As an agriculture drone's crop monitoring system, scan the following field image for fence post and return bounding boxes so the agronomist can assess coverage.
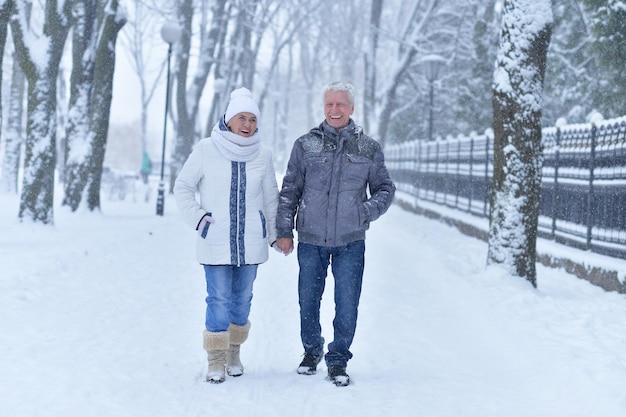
[484,134,490,217]
[425,144,431,202]
[551,127,561,239]
[444,139,450,205]
[434,141,440,202]
[416,140,422,205]
[468,135,474,212]
[455,138,461,208]
[411,141,417,201]
[586,123,597,250]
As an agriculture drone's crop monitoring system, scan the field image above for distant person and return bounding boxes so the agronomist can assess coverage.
[140,151,152,184]
[275,81,395,386]
[174,87,280,384]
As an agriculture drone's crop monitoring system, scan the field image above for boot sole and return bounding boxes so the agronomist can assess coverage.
[297,367,317,375]
[328,375,350,386]
[207,377,225,384]
[227,371,244,377]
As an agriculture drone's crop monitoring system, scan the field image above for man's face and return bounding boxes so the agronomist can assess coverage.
[324,91,354,129]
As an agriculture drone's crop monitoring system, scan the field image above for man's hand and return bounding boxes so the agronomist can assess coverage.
[275,237,294,255]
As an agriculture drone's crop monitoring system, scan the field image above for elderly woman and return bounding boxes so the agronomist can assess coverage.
[174,87,279,383]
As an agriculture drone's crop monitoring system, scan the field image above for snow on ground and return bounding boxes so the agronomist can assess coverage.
[1,189,626,417]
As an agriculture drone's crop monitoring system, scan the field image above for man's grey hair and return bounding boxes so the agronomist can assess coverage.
[322,81,355,105]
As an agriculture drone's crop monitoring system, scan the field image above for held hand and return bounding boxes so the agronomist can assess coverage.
[271,241,283,254]
[275,237,294,256]
[197,213,215,239]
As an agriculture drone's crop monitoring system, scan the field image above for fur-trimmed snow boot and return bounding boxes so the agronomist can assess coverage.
[226,321,251,377]
[203,330,230,383]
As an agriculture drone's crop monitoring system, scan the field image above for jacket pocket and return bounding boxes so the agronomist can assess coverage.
[303,153,331,190]
[342,154,370,189]
[259,210,267,238]
[200,212,212,239]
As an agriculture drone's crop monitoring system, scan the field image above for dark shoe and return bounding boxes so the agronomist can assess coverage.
[297,353,322,375]
[327,365,350,386]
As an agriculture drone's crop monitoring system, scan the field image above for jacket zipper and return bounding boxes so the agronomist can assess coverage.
[236,162,242,266]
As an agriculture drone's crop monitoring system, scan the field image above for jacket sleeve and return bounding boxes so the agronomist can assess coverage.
[363,144,396,223]
[276,141,304,238]
[263,151,280,245]
[173,144,207,229]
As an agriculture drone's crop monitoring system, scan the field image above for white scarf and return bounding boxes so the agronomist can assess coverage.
[210,122,261,162]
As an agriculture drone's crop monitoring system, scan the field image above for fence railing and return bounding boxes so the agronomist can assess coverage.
[386,116,626,259]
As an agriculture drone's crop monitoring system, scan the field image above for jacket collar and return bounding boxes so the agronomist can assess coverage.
[319,119,356,136]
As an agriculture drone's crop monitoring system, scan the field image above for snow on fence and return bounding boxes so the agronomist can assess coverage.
[386,115,626,260]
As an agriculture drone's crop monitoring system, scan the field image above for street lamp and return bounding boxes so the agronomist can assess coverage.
[420,54,446,141]
[156,21,182,216]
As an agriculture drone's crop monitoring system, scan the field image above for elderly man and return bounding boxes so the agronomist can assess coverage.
[275,81,396,386]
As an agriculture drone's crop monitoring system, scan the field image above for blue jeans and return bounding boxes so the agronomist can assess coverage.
[297,240,365,367]
[203,264,258,332]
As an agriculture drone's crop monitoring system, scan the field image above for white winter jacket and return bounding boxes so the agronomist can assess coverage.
[174,135,279,266]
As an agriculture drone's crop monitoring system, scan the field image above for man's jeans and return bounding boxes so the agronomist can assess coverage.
[203,264,257,332]
[297,240,365,367]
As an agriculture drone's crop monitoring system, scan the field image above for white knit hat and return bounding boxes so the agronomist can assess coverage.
[224,87,261,125]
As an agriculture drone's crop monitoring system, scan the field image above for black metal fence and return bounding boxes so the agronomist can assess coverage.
[386,116,626,259]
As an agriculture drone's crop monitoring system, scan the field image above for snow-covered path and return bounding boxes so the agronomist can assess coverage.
[1,194,626,417]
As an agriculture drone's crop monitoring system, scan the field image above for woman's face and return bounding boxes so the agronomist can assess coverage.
[228,112,257,137]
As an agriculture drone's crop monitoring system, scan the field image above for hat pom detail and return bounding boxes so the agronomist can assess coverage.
[230,87,253,100]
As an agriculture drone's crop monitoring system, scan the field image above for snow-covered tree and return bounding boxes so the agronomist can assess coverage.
[204,0,259,125]
[582,0,626,118]
[363,0,383,133]
[170,0,227,192]
[62,0,126,211]
[377,0,462,148]
[119,0,167,158]
[61,0,97,210]
[294,7,323,129]
[255,0,321,115]
[252,0,323,170]
[0,0,24,195]
[0,0,9,127]
[454,0,500,133]
[0,42,26,195]
[487,0,552,287]
[542,0,594,123]
[11,0,74,224]
[169,0,281,192]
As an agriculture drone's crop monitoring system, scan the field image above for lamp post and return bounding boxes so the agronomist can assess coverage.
[156,21,182,216]
[421,54,446,141]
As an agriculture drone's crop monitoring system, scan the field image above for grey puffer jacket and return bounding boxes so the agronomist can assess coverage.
[276,119,395,247]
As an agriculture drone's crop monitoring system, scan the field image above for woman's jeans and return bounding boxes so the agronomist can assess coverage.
[297,240,365,367]
[203,264,257,332]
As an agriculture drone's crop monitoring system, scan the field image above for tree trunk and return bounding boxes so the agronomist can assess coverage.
[376,0,439,148]
[11,0,73,224]
[171,0,227,193]
[62,0,97,211]
[62,0,125,211]
[1,47,26,195]
[204,1,230,135]
[377,48,417,149]
[297,28,319,129]
[85,0,125,210]
[487,0,552,287]
[363,0,383,133]
[0,0,9,127]
[18,75,60,223]
[456,0,498,133]
[119,0,165,157]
